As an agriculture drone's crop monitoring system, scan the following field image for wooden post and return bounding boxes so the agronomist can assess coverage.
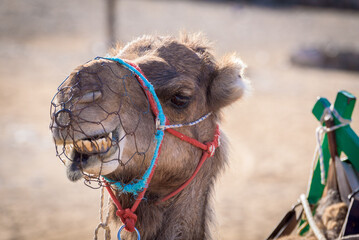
[106,0,117,47]
[323,115,339,195]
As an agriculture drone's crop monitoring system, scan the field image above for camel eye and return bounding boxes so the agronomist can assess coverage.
[170,94,191,109]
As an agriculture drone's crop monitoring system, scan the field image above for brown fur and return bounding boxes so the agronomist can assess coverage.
[51,33,248,240]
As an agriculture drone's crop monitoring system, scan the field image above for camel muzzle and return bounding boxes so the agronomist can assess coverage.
[50,57,159,185]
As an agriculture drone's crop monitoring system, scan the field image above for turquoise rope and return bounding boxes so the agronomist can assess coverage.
[99,57,165,195]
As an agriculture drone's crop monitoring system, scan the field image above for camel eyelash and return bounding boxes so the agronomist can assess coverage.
[169,94,192,109]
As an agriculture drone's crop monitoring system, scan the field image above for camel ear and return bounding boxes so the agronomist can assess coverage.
[208,55,249,111]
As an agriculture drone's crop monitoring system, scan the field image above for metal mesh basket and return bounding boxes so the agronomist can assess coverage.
[50,58,157,191]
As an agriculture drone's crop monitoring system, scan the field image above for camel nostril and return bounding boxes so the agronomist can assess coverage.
[54,108,72,128]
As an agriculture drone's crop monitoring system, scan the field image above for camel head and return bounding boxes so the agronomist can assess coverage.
[50,33,248,196]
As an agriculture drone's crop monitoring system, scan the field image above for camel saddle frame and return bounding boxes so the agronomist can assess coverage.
[267,90,359,240]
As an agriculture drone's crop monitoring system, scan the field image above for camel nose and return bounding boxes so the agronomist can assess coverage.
[54,108,72,128]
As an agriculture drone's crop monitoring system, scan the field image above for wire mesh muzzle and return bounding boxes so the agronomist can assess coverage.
[49,59,157,187]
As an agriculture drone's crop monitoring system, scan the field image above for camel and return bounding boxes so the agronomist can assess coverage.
[50,33,249,240]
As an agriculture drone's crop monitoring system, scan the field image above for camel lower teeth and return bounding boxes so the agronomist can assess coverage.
[65,144,73,156]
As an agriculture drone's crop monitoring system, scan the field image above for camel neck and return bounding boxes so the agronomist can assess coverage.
[117,175,214,240]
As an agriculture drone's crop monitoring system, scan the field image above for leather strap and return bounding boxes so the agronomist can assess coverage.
[342,196,359,236]
[266,208,302,240]
[341,161,359,191]
[335,157,351,206]
[340,162,359,237]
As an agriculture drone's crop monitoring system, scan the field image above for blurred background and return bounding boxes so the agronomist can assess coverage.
[0,0,358,239]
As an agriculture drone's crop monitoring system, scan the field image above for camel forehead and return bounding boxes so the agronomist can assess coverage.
[121,36,204,74]
[116,36,214,97]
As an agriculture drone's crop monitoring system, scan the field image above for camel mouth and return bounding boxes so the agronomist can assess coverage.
[64,129,122,181]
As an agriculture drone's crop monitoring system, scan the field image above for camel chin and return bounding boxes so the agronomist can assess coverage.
[63,126,125,182]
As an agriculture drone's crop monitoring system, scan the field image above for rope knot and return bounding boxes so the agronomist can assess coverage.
[206,127,220,157]
[116,208,138,232]
[206,142,216,157]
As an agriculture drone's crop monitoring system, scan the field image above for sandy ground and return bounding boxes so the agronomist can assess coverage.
[0,0,358,239]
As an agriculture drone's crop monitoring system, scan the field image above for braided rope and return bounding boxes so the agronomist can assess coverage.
[157,112,212,130]
[94,187,111,240]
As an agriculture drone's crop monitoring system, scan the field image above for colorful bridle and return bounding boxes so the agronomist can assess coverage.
[97,57,220,239]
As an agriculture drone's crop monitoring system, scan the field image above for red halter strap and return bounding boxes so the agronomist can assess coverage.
[102,59,164,232]
[103,125,220,232]
[158,125,220,202]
